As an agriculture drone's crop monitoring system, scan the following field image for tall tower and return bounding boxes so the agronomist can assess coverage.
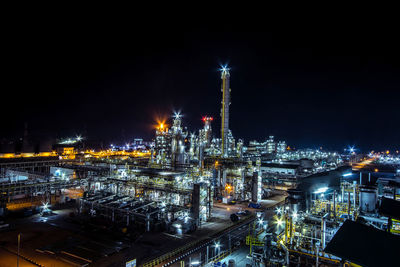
[220,65,231,157]
[171,112,186,169]
[200,116,213,148]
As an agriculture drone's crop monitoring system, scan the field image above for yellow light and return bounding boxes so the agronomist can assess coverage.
[374,168,379,172]
[275,216,283,226]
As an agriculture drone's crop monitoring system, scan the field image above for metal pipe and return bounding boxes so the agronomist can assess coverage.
[341,186,344,203]
[206,245,209,264]
[281,242,290,265]
[348,192,351,217]
[321,213,328,249]
[333,191,336,218]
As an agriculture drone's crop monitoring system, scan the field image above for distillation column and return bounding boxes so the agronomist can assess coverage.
[220,66,231,157]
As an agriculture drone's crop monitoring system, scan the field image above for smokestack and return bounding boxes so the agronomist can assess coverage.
[220,65,230,157]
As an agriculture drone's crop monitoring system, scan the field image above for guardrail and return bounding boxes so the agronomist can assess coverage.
[207,249,232,264]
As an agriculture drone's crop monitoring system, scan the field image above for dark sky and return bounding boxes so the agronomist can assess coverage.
[3,23,400,152]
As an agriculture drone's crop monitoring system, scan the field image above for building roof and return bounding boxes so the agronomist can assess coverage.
[378,197,400,220]
[261,163,298,169]
[296,166,351,193]
[324,220,400,267]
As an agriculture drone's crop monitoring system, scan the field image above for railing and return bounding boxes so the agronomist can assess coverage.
[206,249,232,265]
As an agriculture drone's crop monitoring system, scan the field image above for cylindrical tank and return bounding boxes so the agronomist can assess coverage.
[228,259,236,267]
[287,189,303,213]
[287,189,303,200]
[359,186,377,212]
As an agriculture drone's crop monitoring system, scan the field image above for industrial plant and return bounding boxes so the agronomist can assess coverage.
[0,66,399,267]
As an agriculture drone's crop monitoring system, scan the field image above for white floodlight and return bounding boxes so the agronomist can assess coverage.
[42,202,49,210]
[314,187,328,194]
[173,111,182,119]
[219,64,230,73]
[276,207,282,214]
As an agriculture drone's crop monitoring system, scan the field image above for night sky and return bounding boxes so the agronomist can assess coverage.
[3,24,400,152]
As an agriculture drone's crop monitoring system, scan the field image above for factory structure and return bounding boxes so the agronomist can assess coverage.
[0,66,399,266]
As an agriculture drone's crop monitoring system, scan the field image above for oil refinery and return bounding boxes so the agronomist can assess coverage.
[0,66,399,267]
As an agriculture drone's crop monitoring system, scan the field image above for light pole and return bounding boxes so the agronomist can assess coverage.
[17,233,21,267]
[258,218,264,230]
[214,242,220,257]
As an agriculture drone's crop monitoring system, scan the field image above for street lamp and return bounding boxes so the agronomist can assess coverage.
[275,216,284,229]
[276,207,282,215]
[214,242,221,257]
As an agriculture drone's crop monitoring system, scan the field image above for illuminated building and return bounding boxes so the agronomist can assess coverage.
[277,141,287,153]
[266,135,276,154]
[199,116,213,148]
[154,121,172,165]
[170,112,188,168]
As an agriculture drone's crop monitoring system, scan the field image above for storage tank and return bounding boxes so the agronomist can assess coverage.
[359,186,377,212]
[287,189,303,213]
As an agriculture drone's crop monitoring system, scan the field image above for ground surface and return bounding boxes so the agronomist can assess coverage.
[0,193,287,267]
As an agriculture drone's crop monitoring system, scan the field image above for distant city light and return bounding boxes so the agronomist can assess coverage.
[59,136,83,145]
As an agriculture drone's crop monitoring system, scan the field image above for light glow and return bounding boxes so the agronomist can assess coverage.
[314,187,328,194]
[219,64,230,73]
